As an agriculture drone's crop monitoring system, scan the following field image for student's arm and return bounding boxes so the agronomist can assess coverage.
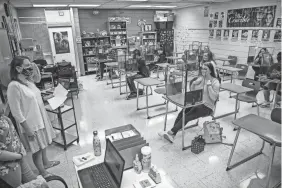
[31,63,41,83]
[0,150,22,161]
[206,79,220,101]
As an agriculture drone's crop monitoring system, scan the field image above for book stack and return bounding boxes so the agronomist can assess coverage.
[105,124,148,170]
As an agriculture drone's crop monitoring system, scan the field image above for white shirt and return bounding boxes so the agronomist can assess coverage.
[7,81,45,133]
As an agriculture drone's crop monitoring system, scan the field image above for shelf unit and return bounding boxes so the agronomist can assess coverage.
[81,36,111,75]
[45,93,79,150]
[108,21,128,49]
[141,32,157,47]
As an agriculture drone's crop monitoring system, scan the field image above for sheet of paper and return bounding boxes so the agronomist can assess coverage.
[111,132,123,141]
[122,130,136,138]
[47,96,67,110]
[73,152,95,167]
[53,83,68,97]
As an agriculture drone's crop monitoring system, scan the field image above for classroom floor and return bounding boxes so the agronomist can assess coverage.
[34,73,280,188]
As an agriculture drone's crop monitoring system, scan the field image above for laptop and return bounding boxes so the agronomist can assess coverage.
[78,139,125,188]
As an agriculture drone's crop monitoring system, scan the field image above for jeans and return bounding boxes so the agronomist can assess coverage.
[126,74,145,93]
[1,157,36,187]
[263,81,280,102]
[171,104,212,135]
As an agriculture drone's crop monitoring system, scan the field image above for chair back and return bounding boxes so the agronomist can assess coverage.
[236,63,248,78]
[57,61,73,78]
[271,108,281,124]
[227,55,237,66]
[58,78,71,89]
[242,79,260,97]
[165,66,183,96]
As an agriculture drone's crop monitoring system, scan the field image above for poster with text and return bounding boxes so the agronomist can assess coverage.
[274,30,281,42]
[241,30,248,40]
[262,30,270,41]
[232,30,239,41]
[227,5,276,27]
[251,30,259,41]
[216,30,222,40]
[223,30,229,40]
[276,18,281,28]
[53,31,70,54]
[209,30,214,38]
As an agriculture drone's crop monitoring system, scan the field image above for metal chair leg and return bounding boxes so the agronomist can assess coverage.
[266,143,276,188]
[181,109,185,150]
[256,102,260,116]
[227,128,241,170]
[164,101,169,131]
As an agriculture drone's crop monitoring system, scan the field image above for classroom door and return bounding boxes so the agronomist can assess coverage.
[48,27,76,68]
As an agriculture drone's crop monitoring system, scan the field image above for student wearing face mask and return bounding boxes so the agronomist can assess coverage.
[158,61,220,143]
[7,56,59,179]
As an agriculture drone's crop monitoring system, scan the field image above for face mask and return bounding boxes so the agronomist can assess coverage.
[21,67,33,77]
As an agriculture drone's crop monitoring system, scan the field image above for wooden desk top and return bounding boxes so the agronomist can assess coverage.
[166,56,182,60]
[233,114,281,145]
[163,93,203,108]
[215,57,233,61]
[216,65,242,72]
[220,83,253,94]
[105,62,119,66]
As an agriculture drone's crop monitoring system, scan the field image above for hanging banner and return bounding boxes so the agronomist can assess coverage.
[227,5,276,27]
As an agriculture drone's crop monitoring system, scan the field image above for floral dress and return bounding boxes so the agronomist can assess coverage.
[0,116,25,177]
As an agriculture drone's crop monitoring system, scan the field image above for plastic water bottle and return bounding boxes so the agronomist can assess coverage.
[93,131,101,156]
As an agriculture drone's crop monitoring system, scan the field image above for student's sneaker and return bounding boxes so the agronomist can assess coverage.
[138,89,144,95]
[260,101,271,108]
[158,131,175,143]
[127,93,137,99]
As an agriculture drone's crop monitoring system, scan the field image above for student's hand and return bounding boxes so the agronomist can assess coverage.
[25,130,37,140]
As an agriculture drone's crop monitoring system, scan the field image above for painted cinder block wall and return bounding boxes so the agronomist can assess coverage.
[173,0,281,64]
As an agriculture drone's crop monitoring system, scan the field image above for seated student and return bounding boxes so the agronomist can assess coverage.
[159,61,220,142]
[0,102,41,188]
[127,50,150,99]
[261,52,281,108]
[252,48,274,80]
[147,49,165,71]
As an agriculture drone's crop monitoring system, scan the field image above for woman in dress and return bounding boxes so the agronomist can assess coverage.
[7,56,59,178]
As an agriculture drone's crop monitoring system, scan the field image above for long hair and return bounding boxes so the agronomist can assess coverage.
[255,48,267,59]
[10,56,30,85]
[204,61,221,83]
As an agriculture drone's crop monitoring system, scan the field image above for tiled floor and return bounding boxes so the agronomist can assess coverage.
[32,73,280,188]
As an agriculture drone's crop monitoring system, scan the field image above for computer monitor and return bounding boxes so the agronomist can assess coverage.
[104,139,125,188]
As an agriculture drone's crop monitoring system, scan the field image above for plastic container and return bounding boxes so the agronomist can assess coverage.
[133,154,142,174]
[93,131,101,156]
[141,146,151,173]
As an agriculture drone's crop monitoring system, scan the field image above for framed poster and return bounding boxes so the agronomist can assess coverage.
[214,20,217,28]
[214,12,218,19]
[209,21,213,28]
[144,24,152,31]
[241,30,248,40]
[227,5,276,27]
[53,31,70,54]
[219,20,223,28]
[220,12,225,19]
[274,30,281,42]
[276,18,281,28]
[232,30,239,41]
[251,30,259,41]
[204,6,209,17]
[209,30,214,38]
[223,30,229,40]
[216,30,222,40]
[262,30,270,41]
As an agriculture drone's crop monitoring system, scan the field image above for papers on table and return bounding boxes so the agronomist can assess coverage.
[73,152,95,167]
[47,84,68,110]
[106,130,137,142]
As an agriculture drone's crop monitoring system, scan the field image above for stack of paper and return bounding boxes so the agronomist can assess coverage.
[47,84,68,110]
[121,130,136,138]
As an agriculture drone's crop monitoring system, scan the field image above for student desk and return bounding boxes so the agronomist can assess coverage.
[74,150,176,188]
[216,65,242,83]
[213,83,253,120]
[135,77,166,119]
[215,57,233,66]
[228,114,281,188]
[105,62,120,88]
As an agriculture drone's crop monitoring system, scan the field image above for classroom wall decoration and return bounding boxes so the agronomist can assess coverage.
[214,20,217,28]
[220,12,225,19]
[276,18,281,28]
[223,30,229,40]
[251,30,259,41]
[214,12,219,19]
[227,5,276,27]
[204,6,209,17]
[241,30,248,40]
[209,30,214,38]
[216,30,221,40]
[219,20,223,28]
[262,30,270,41]
[53,31,70,54]
[209,21,213,28]
[232,30,239,41]
[274,18,281,42]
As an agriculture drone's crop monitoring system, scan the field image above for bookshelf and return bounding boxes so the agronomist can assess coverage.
[141,32,157,47]
[81,36,111,75]
[108,21,128,49]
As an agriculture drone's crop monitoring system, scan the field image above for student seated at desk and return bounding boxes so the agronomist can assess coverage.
[252,48,274,80]
[159,62,220,142]
[127,50,150,99]
[261,52,281,108]
[147,48,166,71]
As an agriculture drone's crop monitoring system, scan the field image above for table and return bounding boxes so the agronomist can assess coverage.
[215,57,233,66]
[213,83,253,120]
[135,77,166,119]
[74,150,176,188]
[228,114,281,188]
[166,56,182,65]
[216,65,242,83]
[155,63,177,79]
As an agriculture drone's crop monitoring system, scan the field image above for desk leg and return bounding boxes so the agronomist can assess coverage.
[164,101,169,131]
[234,94,239,120]
[272,83,280,110]
[157,66,160,78]
[146,86,149,119]
[182,109,185,150]
[266,143,276,188]
[227,128,241,169]
[137,83,139,110]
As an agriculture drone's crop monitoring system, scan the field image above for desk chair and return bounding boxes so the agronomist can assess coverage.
[235,64,248,80]
[0,174,68,188]
[233,79,260,116]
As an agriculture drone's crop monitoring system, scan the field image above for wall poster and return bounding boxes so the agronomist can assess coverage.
[251,30,259,41]
[241,30,248,40]
[227,5,276,27]
[262,30,270,41]
[53,31,70,54]
[209,30,214,38]
[223,30,229,40]
[274,18,281,42]
[232,30,239,41]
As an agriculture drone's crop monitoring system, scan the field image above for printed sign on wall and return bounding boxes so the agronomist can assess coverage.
[227,5,276,27]
[53,31,70,54]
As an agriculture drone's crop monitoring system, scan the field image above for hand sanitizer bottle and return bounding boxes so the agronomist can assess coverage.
[133,154,142,174]
[93,131,101,156]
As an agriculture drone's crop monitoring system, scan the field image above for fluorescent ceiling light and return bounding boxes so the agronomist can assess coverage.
[117,0,148,1]
[128,5,176,8]
[69,4,100,7]
[33,4,67,7]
